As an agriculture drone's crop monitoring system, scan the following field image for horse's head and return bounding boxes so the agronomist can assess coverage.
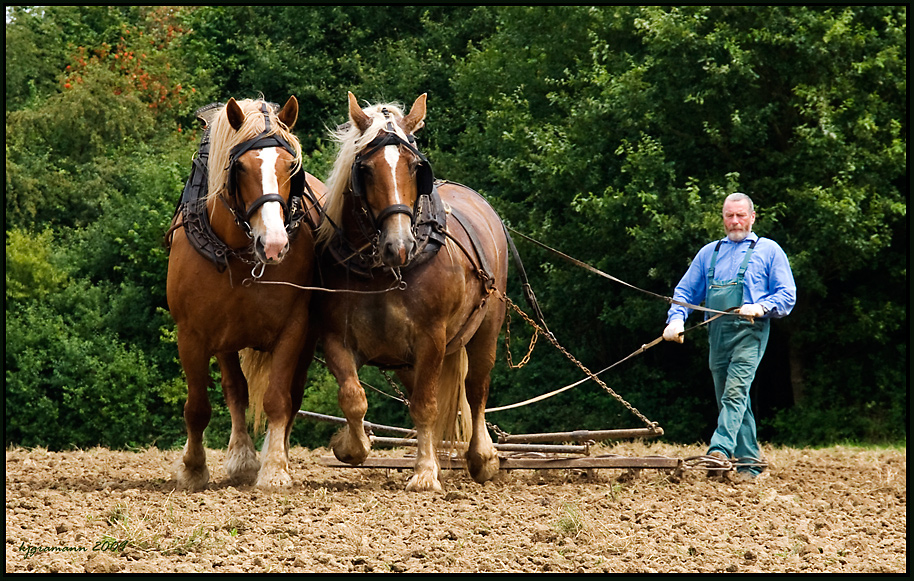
[347,92,431,268]
[209,96,302,264]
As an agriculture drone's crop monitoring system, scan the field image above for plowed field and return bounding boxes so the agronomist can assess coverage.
[5,442,905,573]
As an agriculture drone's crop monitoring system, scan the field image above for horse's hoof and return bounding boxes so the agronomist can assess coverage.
[329,428,370,465]
[225,448,260,485]
[467,448,500,483]
[226,464,259,486]
[255,466,292,490]
[331,447,369,466]
[406,472,444,493]
[175,463,210,491]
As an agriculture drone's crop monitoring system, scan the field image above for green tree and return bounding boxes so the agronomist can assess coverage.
[4,5,905,452]
[449,6,906,444]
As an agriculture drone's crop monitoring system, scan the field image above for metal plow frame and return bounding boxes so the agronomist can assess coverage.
[297,411,738,475]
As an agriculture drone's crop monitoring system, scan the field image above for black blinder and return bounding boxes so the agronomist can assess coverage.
[350,161,366,198]
[227,163,239,202]
[417,161,434,197]
[290,167,305,200]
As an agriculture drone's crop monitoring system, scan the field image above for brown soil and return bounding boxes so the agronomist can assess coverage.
[5,441,905,573]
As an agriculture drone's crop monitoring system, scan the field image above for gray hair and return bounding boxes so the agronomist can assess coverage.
[724,192,754,213]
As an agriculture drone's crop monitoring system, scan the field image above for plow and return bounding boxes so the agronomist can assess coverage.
[298,408,754,479]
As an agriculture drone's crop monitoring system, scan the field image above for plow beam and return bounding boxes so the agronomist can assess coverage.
[317,454,683,471]
[497,427,663,444]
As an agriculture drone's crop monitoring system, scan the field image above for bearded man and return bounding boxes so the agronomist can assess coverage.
[663,193,796,482]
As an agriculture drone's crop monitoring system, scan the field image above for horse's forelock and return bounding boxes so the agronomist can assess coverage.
[317,102,408,244]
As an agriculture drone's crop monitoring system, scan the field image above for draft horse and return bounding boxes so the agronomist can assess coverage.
[313,92,509,491]
[166,96,323,489]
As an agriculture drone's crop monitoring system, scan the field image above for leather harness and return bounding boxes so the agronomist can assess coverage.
[165,103,550,339]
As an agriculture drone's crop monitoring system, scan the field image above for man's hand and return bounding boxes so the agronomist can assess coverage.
[663,320,685,343]
[738,303,765,319]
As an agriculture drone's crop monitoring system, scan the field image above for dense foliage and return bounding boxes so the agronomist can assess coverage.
[6,6,906,451]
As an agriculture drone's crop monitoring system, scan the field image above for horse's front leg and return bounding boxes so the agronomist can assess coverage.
[398,354,445,493]
[324,340,371,465]
[217,352,259,485]
[174,335,212,490]
[255,340,308,490]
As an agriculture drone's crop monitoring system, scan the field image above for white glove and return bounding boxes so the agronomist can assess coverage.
[663,319,685,343]
[738,303,765,319]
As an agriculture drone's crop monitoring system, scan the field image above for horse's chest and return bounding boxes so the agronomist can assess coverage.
[353,300,413,342]
[328,295,428,361]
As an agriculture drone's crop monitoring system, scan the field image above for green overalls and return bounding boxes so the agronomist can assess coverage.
[706,239,770,473]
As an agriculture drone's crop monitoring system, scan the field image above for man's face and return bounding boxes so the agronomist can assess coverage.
[722,199,755,242]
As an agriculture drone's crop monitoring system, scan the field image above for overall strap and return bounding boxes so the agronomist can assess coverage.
[735,238,758,282]
[707,240,724,281]
[707,238,758,282]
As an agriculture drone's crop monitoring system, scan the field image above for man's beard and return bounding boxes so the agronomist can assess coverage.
[727,228,750,242]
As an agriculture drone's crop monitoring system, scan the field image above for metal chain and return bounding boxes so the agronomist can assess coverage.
[486,420,510,439]
[495,289,660,431]
[380,369,410,407]
[504,307,538,369]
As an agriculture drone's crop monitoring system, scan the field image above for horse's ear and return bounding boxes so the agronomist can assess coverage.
[348,92,372,132]
[278,96,298,130]
[402,93,427,134]
[226,98,245,131]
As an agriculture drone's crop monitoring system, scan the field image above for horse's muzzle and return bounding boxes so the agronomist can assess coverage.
[379,218,418,267]
[255,235,290,264]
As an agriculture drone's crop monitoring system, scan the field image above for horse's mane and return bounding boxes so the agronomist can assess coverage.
[206,98,302,202]
[316,100,410,245]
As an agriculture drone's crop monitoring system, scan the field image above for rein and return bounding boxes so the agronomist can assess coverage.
[488,305,734,414]
[480,229,749,417]
[506,226,741,319]
[243,277,407,294]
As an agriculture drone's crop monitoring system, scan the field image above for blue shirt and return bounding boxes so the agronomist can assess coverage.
[666,233,796,323]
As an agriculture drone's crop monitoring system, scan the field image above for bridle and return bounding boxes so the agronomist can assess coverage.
[221,102,311,239]
[348,109,434,239]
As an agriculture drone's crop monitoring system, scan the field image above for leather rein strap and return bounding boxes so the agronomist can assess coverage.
[506,226,738,318]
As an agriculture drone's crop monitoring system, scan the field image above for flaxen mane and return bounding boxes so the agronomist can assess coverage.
[206,98,303,203]
[316,101,410,245]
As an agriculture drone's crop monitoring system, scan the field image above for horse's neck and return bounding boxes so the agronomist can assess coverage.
[207,195,251,249]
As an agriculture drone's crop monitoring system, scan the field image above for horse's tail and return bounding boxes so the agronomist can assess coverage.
[435,347,472,447]
[240,348,271,435]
